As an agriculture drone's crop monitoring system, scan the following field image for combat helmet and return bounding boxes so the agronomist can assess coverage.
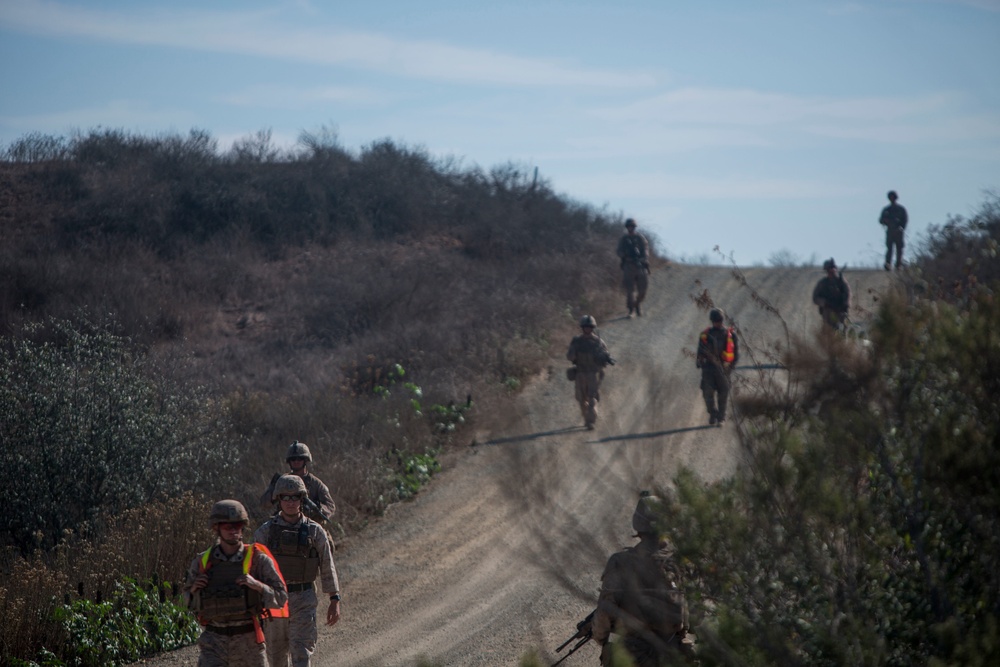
[208,499,249,529]
[632,491,664,536]
[286,440,312,463]
[823,258,837,271]
[624,218,637,229]
[580,315,597,328]
[709,308,725,323]
[887,190,898,200]
[272,473,308,501]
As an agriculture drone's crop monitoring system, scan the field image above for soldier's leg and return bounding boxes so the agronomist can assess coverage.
[197,631,229,667]
[700,374,717,421]
[265,615,291,667]
[233,631,267,667]
[623,265,638,310]
[716,372,731,421]
[575,377,589,424]
[635,270,649,306]
[895,229,905,268]
[288,590,319,667]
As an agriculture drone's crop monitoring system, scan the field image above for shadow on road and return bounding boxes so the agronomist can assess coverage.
[597,424,717,442]
[483,426,587,446]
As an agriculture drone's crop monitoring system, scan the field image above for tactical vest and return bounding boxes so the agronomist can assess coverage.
[700,327,735,364]
[267,520,321,584]
[622,236,644,263]
[572,336,608,372]
[191,549,262,625]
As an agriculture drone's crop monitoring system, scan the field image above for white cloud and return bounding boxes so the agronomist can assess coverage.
[215,84,389,109]
[0,100,196,134]
[0,0,655,88]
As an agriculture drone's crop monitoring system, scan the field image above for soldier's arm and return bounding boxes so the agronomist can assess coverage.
[182,555,205,609]
[591,562,622,644]
[900,206,908,228]
[314,479,337,519]
[566,338,578,363]
[315,525,341,596]
[251,551,288,610]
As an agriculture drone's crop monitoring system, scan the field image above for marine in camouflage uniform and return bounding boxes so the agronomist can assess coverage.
[617,218,650,317]
[254,475,341,667]
[566,315,614,430]
[184,500,288,667]
[260,441,337,524]
[592,493,695,666]
[879,190,908,271]
[812,258,851,330]
[696,308,738,426]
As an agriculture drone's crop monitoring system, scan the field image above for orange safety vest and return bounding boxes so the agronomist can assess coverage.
[198,542,289,642]
[700,327,735,364]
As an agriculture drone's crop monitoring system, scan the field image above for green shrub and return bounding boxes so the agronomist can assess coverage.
[34,578,198,667]
[0,316,239,555]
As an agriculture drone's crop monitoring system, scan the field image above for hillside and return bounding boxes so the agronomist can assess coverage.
[131,263,894,667]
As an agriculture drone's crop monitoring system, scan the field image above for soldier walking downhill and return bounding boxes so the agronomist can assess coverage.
[260,441,336,525]
[617,218,650,317]
[254,475,341,667]
[184,500,288,667]
[696,308,738,427]
[566,315,615,430]
[879,190,908,271]
[591,492,696,666]
[812,258,851,330]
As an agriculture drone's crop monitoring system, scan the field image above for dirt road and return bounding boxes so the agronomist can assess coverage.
[136,264,892,667]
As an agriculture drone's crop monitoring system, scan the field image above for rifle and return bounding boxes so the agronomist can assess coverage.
[552,610,594,666]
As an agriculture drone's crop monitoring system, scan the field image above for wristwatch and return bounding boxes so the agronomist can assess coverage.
[330,593,341,602]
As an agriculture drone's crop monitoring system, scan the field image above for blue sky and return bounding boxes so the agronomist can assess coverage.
[2,0,998,266]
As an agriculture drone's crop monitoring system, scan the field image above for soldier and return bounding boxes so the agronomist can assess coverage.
[696,308,738,427]
[617,218,650,317]
[254,475,341,667]
[260,441,336,524]
[591,492,695,666]
[812,258,851,330]
[184,500,288,667]
[879,190,908,271]
[566,315,615,430]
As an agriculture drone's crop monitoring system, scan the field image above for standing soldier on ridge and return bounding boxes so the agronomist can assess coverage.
[260,441,336,525]
[812,258,851,330]
[184,500,288,667]
[879,190,908,271]
[696,308,738,427]
[254,474,341,667]
[566,315,615,430]
[617,218,650,317]
[590,492,696,666]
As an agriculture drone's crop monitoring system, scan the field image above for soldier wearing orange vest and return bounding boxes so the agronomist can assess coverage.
[696,308,738,427]
[184,500,288,667]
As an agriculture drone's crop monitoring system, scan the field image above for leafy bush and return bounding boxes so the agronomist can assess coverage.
[14,578,200,667]
[0,316,239,555]
[662,285,1000,666]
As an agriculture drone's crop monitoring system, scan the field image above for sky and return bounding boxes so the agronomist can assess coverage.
[2,0,999,267]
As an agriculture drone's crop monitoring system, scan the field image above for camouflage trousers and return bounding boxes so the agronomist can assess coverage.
[197,626,266,667]
[622,263,649,309]
[574,369,604,427]
[700,368,730,421]
[885,226,904,268]
[265,588,320,667]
